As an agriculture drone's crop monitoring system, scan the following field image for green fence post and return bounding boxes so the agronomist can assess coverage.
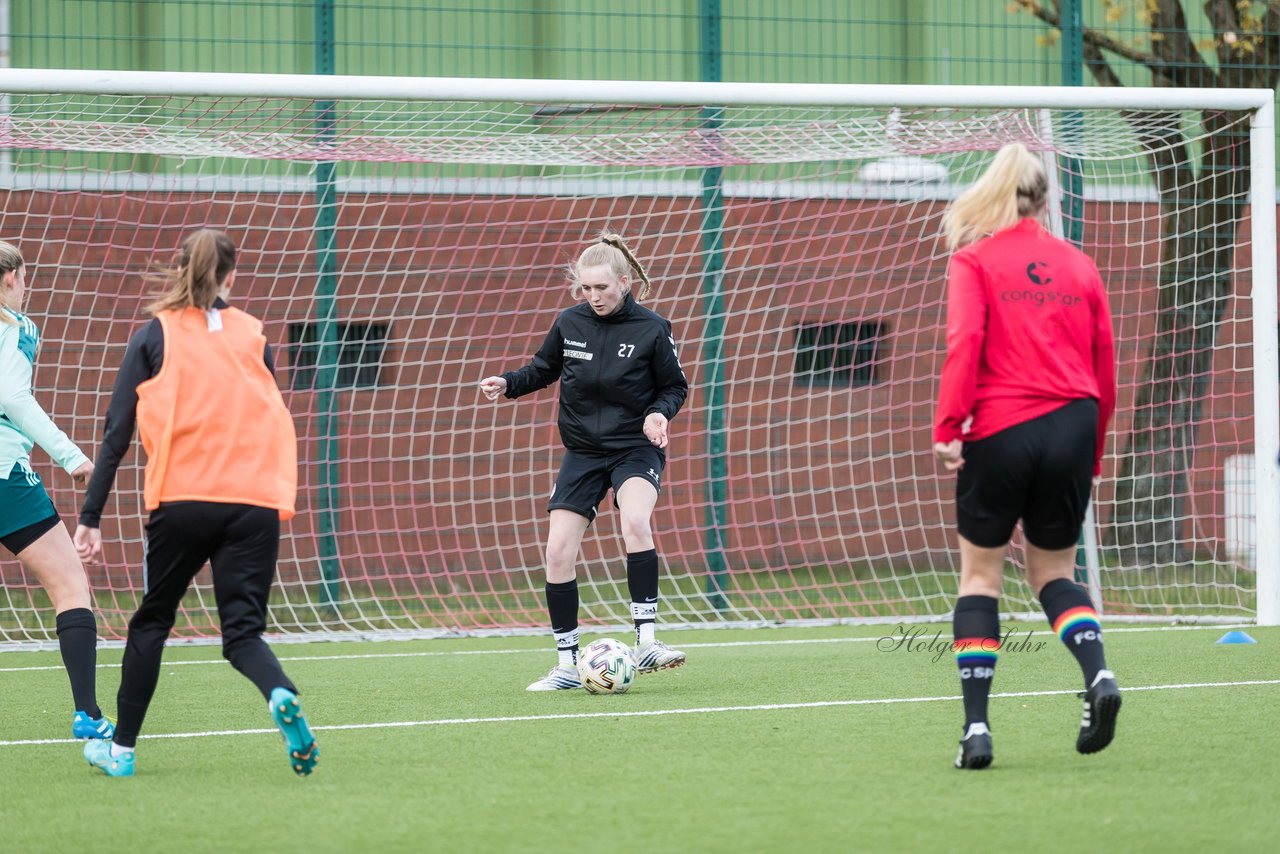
[699,0,730,611]
[1060,0,1090,586]
[1060,0,1084,244]
[314,0,341,613]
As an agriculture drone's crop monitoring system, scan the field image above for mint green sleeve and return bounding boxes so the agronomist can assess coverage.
[0,324,90,474]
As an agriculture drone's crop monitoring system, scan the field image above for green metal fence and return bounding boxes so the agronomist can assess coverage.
[11,1,1277,92]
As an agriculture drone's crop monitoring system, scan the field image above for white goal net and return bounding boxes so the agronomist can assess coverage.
[0,71,1274,643]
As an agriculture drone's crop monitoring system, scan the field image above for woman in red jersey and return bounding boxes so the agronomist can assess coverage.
[73,229,317,778]
[934,143,1120,770]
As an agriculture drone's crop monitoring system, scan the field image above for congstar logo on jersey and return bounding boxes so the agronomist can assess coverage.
[1000,289,1084,307]
[1001,260,1082,306]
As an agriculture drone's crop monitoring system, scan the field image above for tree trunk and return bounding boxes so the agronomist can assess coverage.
[1108,116,1250,565]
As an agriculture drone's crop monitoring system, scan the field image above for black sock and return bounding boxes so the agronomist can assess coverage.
[223,636,296,701]
[55,608,101,719]
[546,580,580,664]
[1039,578,1107,688]
[627,549,659,644]
[953,595,1000,730]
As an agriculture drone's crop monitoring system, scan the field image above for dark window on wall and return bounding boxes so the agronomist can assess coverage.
[794,321,886,388]
[288,321,390,391]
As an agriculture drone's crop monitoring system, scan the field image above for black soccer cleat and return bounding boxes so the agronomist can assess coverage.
[1077,669,1121,755]
[955,722,993,770]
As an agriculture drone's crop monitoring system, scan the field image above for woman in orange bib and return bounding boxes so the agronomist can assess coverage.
[74,229,317,778]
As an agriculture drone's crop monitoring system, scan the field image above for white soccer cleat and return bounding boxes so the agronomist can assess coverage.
[632,640,686,674]
[526,665,583,692]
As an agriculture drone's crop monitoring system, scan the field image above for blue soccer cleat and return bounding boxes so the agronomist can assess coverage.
[72,711,115,741]
[269,687,318,777]
[84,740,134,777]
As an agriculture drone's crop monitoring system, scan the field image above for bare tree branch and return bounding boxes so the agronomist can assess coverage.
[1253,2,1280,87]
[1080,44,1186,207]
[1081,38,1125,88]
[1014,0,1161,69]
[1204,0,1257,87]
[1203,0,1243,35]
[1203,0,1242,81]
[1150,0,1217,87]
[1077,37,1194,242]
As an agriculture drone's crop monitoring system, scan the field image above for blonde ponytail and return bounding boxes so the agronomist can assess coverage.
[942,143,1048,251]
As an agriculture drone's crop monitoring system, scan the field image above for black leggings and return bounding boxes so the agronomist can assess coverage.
[113,501,297,748]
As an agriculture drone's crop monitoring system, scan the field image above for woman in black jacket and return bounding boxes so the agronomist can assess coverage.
[480,234,689,691]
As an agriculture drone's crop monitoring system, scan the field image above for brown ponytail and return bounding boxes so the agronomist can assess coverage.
[146,228,237,314]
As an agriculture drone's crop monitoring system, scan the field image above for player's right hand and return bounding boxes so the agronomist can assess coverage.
[73,524,103,564]
[933,440,964,471]
[70,460,93,486]
[479,376,507,401]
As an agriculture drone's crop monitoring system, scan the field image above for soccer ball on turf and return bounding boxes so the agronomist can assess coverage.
[577,638,637,694]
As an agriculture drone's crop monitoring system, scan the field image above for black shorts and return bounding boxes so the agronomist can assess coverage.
[955,398,1097,550]
[0,511,60,555]
[548,446,666,522]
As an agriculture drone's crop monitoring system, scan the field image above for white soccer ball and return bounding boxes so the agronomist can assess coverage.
[577,638,637,695]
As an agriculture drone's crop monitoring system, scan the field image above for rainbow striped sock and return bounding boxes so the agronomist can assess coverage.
[1053,606,1101,645]
[953,595,1000,728]
[954,638,1000,672]
[1040,579,1107,687]
[954,637,1000,725]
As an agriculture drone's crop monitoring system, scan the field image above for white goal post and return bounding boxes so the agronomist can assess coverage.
[0,69,1274,644]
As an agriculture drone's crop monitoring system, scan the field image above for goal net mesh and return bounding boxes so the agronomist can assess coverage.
[0,89,1262,641]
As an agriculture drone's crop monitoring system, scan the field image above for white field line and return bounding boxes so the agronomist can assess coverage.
[2,678,1277,748]
[0,623,1258,674]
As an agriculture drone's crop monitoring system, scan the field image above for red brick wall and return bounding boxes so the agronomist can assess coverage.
[1,191,1267,612]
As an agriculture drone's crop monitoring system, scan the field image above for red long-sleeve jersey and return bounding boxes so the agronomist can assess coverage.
[933,217,1116,474]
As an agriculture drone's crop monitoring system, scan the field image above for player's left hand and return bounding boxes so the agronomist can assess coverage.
[643,412,669,449]
[73,524,103,564]
[933,440,964,471]
[70,460,93,486]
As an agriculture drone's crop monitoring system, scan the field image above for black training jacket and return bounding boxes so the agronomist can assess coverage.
[502,293,689,452]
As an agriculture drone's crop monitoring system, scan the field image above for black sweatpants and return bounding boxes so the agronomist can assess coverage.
[113,501,297,748]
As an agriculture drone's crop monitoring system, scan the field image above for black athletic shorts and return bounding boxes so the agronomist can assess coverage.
[0,511,60,555]
[548,445,666,523]
[955,398,1097,550]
